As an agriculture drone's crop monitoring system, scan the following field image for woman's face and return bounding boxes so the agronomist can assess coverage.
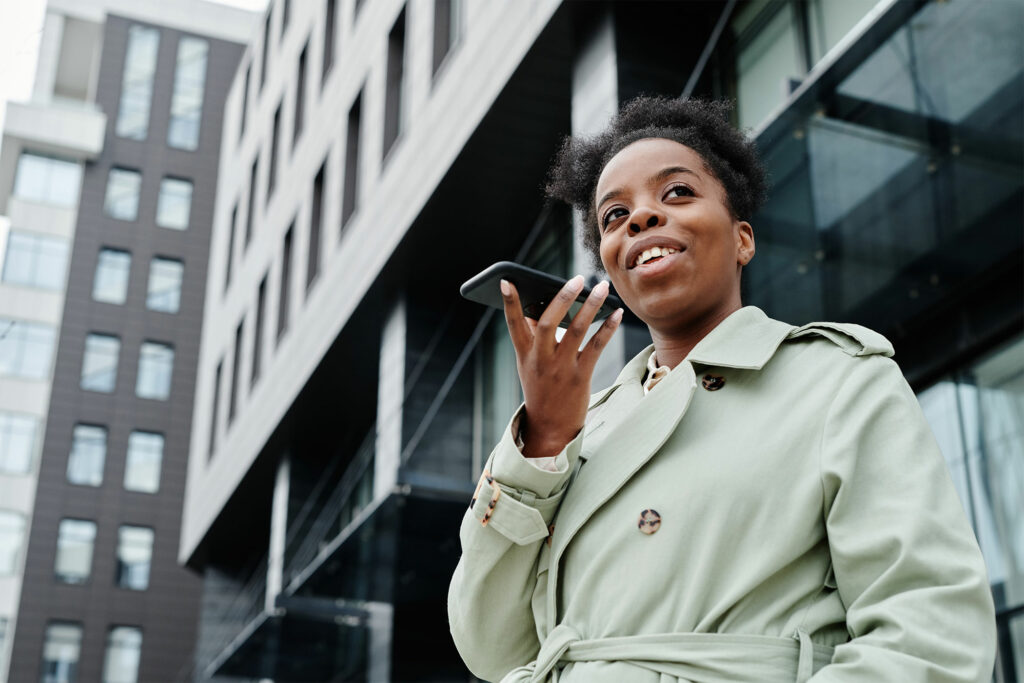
[595,138,754,332]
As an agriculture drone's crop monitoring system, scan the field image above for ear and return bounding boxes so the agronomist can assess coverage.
[735,220,755,266]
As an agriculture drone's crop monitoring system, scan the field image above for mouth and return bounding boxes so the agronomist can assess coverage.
[629,245,685,269]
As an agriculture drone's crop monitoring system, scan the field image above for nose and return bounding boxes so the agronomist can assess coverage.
[629,206,664,234]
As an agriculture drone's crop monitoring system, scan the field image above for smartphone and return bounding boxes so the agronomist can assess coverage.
[460,261,624,328]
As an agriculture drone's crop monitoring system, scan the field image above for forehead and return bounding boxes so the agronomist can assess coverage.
[595,138,711,204]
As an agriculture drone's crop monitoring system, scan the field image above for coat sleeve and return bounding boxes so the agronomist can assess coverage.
[811,354,997,682]
[448,404,583,683]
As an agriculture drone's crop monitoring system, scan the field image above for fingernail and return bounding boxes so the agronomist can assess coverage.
[569,274,585,291]
[611,308,624,322]
[500,279,511,296]
[593,280,609,296]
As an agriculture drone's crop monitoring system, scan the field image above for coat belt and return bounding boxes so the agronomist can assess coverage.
[500,624,834,683]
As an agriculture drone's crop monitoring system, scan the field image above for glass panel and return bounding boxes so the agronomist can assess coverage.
[0,318,56,380]
[116,25,159,140]
[67,424,106,487]
[0,510,25,575]
[146,258,183,313]
[155,178,192,230]
[81,334,120,393]
[55,519,96,584]
[1,231,69,291]
[806,0,879,63]
[124,432,163,494]
[102,627,141,683]
[92,249,131,305]
[0,412,37,474]
[115,526,153,590]
[168,37,208,150]
[104,169,141,221]
[733,1,804,129]
[136,342,174,400]
[13,152,81,207]
[41,622,81,683]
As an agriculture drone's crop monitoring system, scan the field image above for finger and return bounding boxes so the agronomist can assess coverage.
[558,279,610,354]
[525,317,538,334]
[500,280,533,353]
[535,274,585,344]
[578,308,624,371]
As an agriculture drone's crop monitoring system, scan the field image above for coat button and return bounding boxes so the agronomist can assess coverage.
[702,374,725,391]
[638,509,661,535]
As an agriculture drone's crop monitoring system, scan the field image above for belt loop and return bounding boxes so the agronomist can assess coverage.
[795,629,814,683]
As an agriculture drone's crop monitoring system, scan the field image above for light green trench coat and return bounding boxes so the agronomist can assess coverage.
[448,307,996,683]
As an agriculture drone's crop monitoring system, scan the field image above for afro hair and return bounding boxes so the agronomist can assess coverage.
[545,96,767,270]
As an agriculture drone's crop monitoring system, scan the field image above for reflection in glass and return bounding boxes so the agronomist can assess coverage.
[168,37,208,150]
[81,334,120,393]
[102,626,142,683]
[115,526,153,590]
[92,249,132,305]
[0,510,25,575]
[0,412,37,474]
[41,622,82,683]
[13,152,81,207]
[155,178,192,230]
[136,342,174,400]
[1,231,69,291]
[0,318,56,380]
[146,257,183,313]
[124,431,163,494]
[67,424,106,487]
[116,26,159,140]
[104,169,141,221]
[55,519,96,584]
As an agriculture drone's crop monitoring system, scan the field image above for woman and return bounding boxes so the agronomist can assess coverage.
[448,97,995,682]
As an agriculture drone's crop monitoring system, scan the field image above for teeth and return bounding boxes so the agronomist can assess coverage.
[651,247,662,258]
[635,246,679,266]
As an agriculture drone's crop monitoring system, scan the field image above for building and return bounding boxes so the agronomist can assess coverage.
[0,1,256,680]
[180,0,1022,680]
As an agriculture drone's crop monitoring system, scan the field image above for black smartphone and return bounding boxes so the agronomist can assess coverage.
[460,261,624,328]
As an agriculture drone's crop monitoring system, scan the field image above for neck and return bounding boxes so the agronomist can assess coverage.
[648,303,742,369]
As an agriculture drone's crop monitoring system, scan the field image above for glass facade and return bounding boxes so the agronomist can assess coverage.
[0,411,37,474]
[102,627,142,683]
[1,231,69,291]
[104,169,141,221]
[0,318,56,380]
[124,431,163,494]
[92,249,132,305]
[168,37,208,150]
[116,25,160,140]
[146,257,183,313]
[66,424,106,487]
[12,152,81,208]
[41,622,82,683]
[115,526,153,591]
[136,342,174,400]
[54,519,96,585]
[0,510,25,576]
[80,334,120,393]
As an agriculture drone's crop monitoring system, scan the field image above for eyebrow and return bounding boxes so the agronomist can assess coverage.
[597,166,699,210]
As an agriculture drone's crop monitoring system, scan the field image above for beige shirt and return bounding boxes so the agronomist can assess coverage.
[521,352,668,472]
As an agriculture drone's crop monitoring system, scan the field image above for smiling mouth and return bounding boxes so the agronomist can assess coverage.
[631,246,683,269]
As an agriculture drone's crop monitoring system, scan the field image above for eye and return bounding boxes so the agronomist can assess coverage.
[664,184,695,200]
[601,207,629,231]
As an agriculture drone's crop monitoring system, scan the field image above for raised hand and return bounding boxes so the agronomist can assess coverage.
[500,274,624,459]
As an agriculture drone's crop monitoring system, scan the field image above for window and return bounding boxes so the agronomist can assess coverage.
[252,276,267,386]
[81,334,120,393]
[92,249,132,305]
[55,519,96,584]
[228,318,244,423]
[102,627,142,683]
[209,360,222,459]
[383,7,407,159]
[282,0,291,36]
[277,224,293,340]
[239,64,251,142]
[342,91,362,229]
[146,257,183,313]
[308,161,325,290]
[155,177,192,230]
[115,526,153,590]
[432,0,463,76]
[67,424,106,487]
[1,231,69,291]
[124,431,162,494]
[0,318,56,380]
[225,204,238,292]
[104,168,141,221]
[13,152,81,207]
[136,342,174,400]
[0,412,37,474]
[323,0,337,84]
[294,40,308,143]
[0,510,25,575]
[41,622,82,683]
[260,9,272,91]
[245,156,259,246]
[116,25,159,140]
[168,37,208,150]
[268,102,281,201]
